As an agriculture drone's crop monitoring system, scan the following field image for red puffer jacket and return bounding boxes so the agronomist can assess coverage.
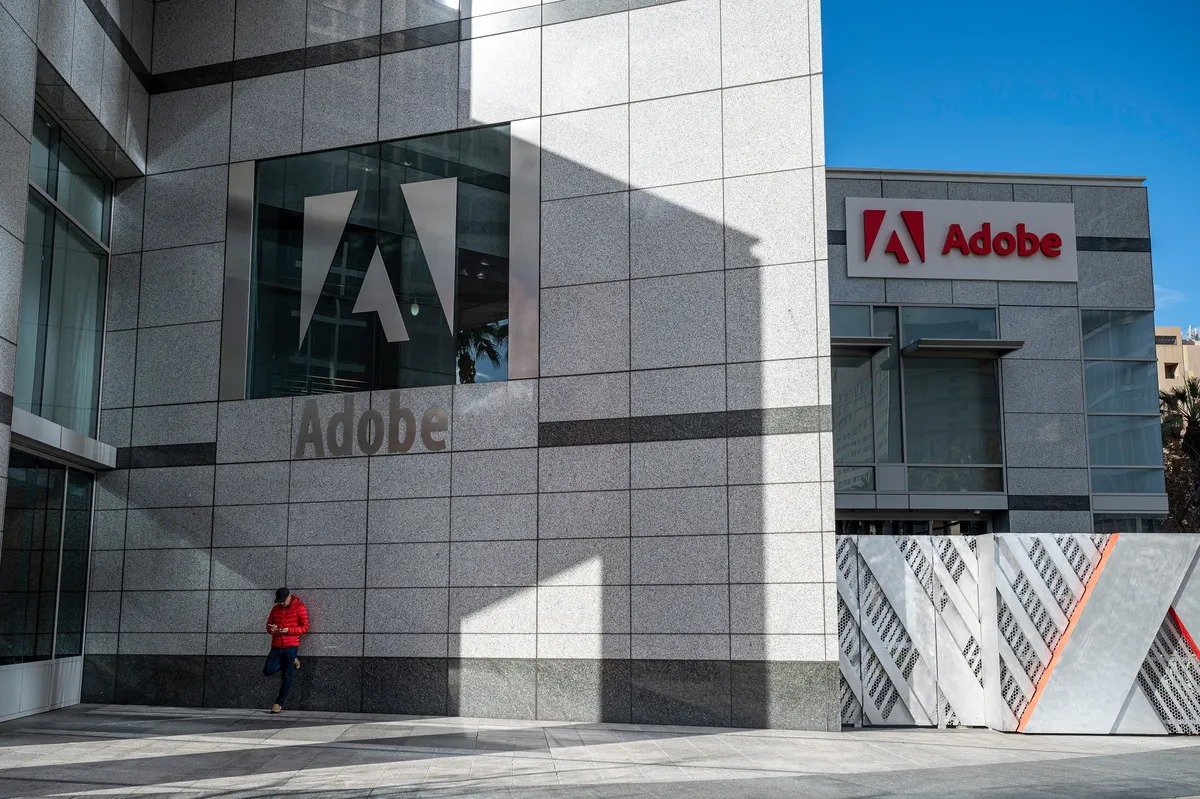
[266,596,310,648]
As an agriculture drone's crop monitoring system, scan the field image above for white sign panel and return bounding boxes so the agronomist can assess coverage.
[844,197,1078,282]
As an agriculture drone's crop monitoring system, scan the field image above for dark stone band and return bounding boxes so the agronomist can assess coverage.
[1009,494,1091,512]
[83,654,841,730]
[538,405,833,448]
[116,442,218,469]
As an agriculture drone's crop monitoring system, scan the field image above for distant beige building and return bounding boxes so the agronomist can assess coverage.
[1156,326,1200,393]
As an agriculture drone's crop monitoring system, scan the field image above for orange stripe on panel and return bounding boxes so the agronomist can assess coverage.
[1168,607,1200,660]
[1017,533,1120,732]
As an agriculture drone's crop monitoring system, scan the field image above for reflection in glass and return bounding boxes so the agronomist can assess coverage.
[1090,467,1167,494]
[904,358,1002,466]
[26,110,110,244]
[1087,415,1163,466]
[0,452,65,665]
[872,307,902,462]
[834,466,875,492]
[55,470,93,657]
[830,304,870,337]
[249,126,512,398]
[1084,361,1159,414]
[1081,310,1156,360]
[907,466,1003,492]
[901,306,997,345]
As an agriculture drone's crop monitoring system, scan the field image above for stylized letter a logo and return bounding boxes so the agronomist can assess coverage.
[862,209,926,265]
[298,177,458,347]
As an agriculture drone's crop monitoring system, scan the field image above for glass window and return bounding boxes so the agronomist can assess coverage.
[54,470,93,658]
[832,355,875,465]
[871,307,903,462]
[835,466,875,492]
[830,304,870,337]
[903,358,1002,465]
[1090,468,1167,495]
[901,306,997,345]
[15,195,108,436]
[249,125,512,398]
[1087,415,1163,466]
[27,110,110,244]
[1094,513,1170,533]
[1081,310,1155,360]
[907,466,1004,492]
[1084,361,1159,414]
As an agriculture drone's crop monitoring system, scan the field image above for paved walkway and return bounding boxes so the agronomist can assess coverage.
[0,706,1198,798]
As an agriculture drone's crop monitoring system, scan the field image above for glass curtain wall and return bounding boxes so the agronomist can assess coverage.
[14,110,111,437]
[1081,310,1166,493]
[831,305,1004,493]
[0,452,94,664]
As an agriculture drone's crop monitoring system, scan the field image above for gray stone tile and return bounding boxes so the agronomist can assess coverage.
[541,104,627,201]
[210,546,287,590]
[632,535,727,584]
[828,245,886,303]
[542,11,628,115]
[125,506,213,549]
[147,84,231,174]
[131,402,218,447]
[726,358,821,411]
[724,170,816,269]
[538,491,631,540]
[85,632,119,655]
[458,27,540,127]
[631,486,727,537]
[727,262,821,363]
[537,585,629,633]
[143,165,227,250]
[885,277,954,304]
[288,501,368,545]
[729,482,823,535]
[125,80,150,171]
[731,632,826,662]
[0,120,29,239]
[728,432,822,485]
[379,43,458,141]
[539,536,629,585]
[85,591,122,632]
[286,544,366,588]
[134,322,221,405]
[235,0,305,59]
[999,305,1082,360]
[98,408,133,450]
[731,660,839,730]
[630,90,722,188]
[723,78,812,177]
[231,73,304,162]
[451,493,537,541]
[91,509,126,550]
[293,588,365,632]
[631,584,728,633]
[291,457,369,503]
[368,452,451,500]
[951,280,999,305]
[721,0,808,87]
[448,657,536,719]
[382,0,457,32]
[997,280,1078,307]
[631,438,725,489]
[0,9,36,138]
[629,0,720,101]
[120,590,209,631]
[631,633,729,659]
[540,444,630,493]
[365,587,449,632]
[536,658,631,722]
[363,632,447,657]
[729,531,823,583]
[450,586,536,633]
[293,392,372,458]
[1078,251,1155,308]
[630,180,724,279]
[118,632,208,655]
[631,271,725,369]
[123,549,211,591]
[450,540,537,586]
[110,177,145,255]
[452,381,537,451]
[90,550,125,591]
[216,398,294,463]
[1072,185,1150,237]
[127,466,214,509]
[1014,183,1073,203]
[368,497,450,543]
[541,281,630,377]
[451,447,537,496]
[1004,413,1088,468]
[2,0,37,40]
[303,58,379,152]
[36,0,74,80]
[882,180,948,200]
[307,0,381,46]
[541,192,630,287]
[631,365,725,416]
[212,504,288,548]
[539,373,630,424]
[214,462,290,506]
[366,542,449,588]
[95,469,129,511]
[948,182,1014,201]
[207,589,276,633]
[104,254,140,332]
[1002,359,1085,414]
[369,385,454,453]
[1007,510,1093,534]
[1008,468,1090,496]
[152,0,234,72]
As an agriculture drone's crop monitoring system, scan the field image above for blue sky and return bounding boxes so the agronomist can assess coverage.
[822,0,1199,329]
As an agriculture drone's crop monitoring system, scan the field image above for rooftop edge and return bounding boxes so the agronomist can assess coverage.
[826,167,1146,188]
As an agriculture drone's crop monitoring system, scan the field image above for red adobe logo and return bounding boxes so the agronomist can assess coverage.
[863,209,925,265]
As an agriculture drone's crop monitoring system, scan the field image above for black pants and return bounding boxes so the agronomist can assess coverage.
[263,646,299,705]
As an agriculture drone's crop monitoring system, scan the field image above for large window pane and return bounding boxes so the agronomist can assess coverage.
[832,355,875,465]
[901,306,997,345]
[830,304,870,337]
[1087,415,1163,466]
[54,470,93,658]
[0,453,65,665]
[872,307,903,461]
[904,358,1002,464]
[249,126,512,398]
[55,144,110,244]
[1081,310,1155,360]
[835,466,875,492]
[1090,467,1167,494]
[1084,360,1159,414]
[907,466,1003,492]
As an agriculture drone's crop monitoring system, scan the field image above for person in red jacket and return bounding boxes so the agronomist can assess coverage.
[264,587,309,713]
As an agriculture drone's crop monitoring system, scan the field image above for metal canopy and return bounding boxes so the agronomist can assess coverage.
[901,338,1025,359]
[831,335,894,355]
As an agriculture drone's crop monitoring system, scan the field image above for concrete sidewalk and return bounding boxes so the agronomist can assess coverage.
[0,705,1198,798]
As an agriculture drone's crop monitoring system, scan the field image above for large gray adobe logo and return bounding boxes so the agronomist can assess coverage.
[299,177,459,347]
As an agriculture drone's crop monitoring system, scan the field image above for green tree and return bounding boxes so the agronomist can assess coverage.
[1160,376,1200,530]
[457,321,508,384]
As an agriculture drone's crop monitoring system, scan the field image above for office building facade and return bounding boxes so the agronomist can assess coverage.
[0,0,1195,733]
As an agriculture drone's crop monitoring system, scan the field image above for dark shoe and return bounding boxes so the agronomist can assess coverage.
[293,657,301,671]
[271,704,282,714]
